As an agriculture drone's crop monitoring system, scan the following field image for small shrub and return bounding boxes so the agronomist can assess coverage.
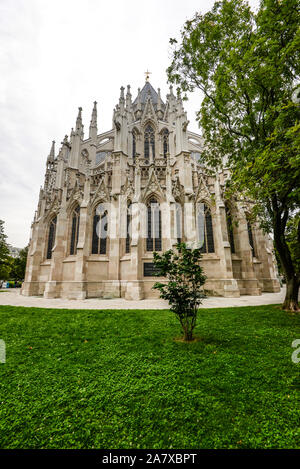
[153,242,206,341]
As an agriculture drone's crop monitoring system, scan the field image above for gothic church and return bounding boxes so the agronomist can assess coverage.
[22,79,280,300]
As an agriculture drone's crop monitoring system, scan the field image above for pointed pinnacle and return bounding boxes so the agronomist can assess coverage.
[90,101,97,124]
[76,107,83,130]
[50,140,55,157]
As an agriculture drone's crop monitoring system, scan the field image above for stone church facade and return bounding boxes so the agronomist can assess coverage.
[22,80,280,300]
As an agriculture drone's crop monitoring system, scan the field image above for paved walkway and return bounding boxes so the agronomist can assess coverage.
[0,287,286,310]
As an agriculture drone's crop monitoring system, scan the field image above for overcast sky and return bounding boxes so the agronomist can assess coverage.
[0,0,259,248]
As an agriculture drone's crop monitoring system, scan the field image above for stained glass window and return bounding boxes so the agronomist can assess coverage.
[146,197,161,252]
[46,216,57,259]
[225,205,235,253]
[132,133,136,160]
[95,152,107,165]
[196,203,215,253]
[247,220,256,257]
[91,204,108,254]
[191,152,203,164]
[162,129,169,158]
[70,205,80,255]
[175,202,182,244]
[126,202,132,253]
[144,124,155,161]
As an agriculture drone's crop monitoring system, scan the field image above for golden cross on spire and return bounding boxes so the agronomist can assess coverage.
[145,70,151,82]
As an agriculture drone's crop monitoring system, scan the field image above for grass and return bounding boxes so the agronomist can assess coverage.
[0,304,299,449]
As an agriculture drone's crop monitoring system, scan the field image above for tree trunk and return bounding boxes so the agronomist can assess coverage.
[272,206,300,312]
[282,276,300,312]
[184,330,193,341]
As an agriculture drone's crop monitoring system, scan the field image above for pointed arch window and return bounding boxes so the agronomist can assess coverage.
[126,202,132,253]
[144,124,155,161]
[92,203,108,254]
[247,219,256,257]
[70,205,80,255]
[132,132,136,160]
[175,202,183,244]
[196,203,215,253]
[162,129,169,158]
[46,216,57,259]
[146,197,161,252]
[225,205,235,254]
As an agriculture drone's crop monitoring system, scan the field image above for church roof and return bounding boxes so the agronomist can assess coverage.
[133,81,164,107]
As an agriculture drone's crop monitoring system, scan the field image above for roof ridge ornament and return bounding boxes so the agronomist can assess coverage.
[145,70,151,82]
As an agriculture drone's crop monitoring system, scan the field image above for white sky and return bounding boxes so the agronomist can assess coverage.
[0,0,259,247]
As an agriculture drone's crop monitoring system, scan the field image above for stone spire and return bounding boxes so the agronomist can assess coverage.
[49,140,55,158]
[46,140,55,166]
[89,101,97,140]
[120,86,125,100]
[176,92,184,114]
[57,135,70,162]
[168,85,176,107]
[63,134,69,147]
[126,85,132,111]
[119,86,125,112]
[69,107,83,168]
[157,88,162,107]
[56,136,69,189]
[75,107,83,134]
[157,87,163,119]
[136,87,142,118]
[165,84,177,122]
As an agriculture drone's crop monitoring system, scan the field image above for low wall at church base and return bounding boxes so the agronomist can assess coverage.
[21,281,45,297]
[21,276,281,301]
[261,278,281,293]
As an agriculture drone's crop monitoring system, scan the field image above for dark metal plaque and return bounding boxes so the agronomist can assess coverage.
[143,262,159,277]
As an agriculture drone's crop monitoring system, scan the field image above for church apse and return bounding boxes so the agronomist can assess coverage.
[21,77,280,300]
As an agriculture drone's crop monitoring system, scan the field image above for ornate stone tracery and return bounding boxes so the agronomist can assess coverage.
[22,79,280,300]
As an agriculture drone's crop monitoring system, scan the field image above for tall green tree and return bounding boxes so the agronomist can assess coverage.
[0,220,11,280]
[168,0,300,311]
[10,246,28,281]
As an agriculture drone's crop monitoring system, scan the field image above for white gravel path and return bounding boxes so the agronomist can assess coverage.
[0,287,286,310]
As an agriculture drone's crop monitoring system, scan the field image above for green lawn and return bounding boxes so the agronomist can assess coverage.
[0,304,299,449]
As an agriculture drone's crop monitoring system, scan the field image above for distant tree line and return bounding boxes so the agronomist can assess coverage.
[0,219,28,283]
